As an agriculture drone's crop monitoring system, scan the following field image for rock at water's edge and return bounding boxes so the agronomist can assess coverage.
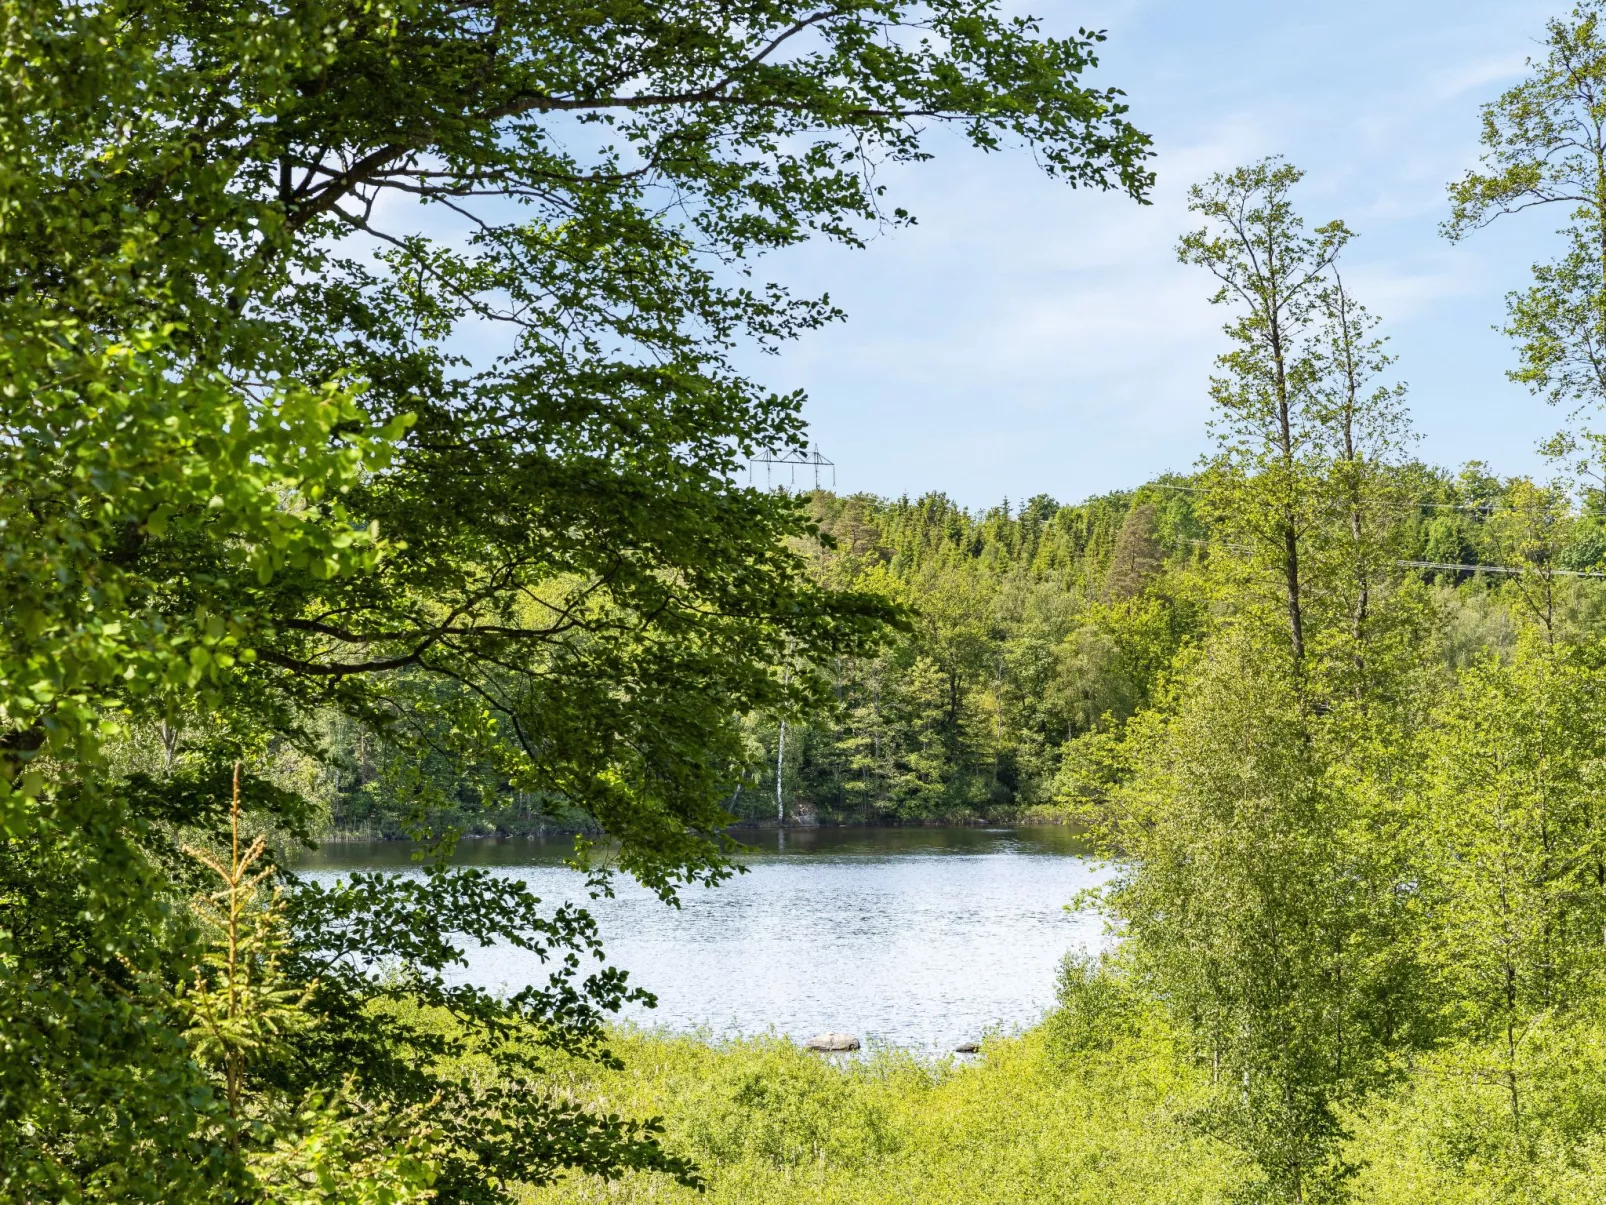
[804,1032,860,1052]
[953,1040,981,1054]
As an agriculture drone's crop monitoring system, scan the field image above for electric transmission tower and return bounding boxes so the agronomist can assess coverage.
[748,445,835,491]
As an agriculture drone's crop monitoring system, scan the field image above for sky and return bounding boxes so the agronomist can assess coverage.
[728,0,1574,509]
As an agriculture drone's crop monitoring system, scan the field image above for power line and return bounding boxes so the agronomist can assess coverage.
[1182,538,1606,579]
[1399,559,1606,579]
[1144,481,1606,517]
[749,446,835,491]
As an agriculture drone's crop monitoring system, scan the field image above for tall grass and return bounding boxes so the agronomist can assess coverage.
[390,952,1606,1203]
[522,1016,1254,1203]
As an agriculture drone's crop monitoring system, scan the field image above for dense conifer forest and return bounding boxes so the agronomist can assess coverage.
[764,472,1606,825]
[325,468,1606,834]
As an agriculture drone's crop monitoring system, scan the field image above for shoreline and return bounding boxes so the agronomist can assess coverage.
[314,812,1087,844]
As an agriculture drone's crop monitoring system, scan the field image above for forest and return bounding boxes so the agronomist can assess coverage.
[6,1,1606,1203]
[722,466,1606,829]
[551,143,1606,1202]
[329,467,1606,834]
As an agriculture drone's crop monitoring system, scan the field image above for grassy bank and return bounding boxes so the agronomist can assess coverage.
[393,967,1606,1204]
[520,1022,1253,1204]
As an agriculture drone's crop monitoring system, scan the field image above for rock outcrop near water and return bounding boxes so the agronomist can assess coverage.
[804,1032,860,1052]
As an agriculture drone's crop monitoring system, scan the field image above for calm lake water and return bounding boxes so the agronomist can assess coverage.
[292,826,1109,1053]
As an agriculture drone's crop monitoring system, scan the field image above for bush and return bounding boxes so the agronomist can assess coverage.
[524,1022,1253,1204]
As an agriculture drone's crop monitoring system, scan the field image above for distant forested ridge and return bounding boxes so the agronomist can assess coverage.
[323,464,1606,835]
[760,469,1606,824]
[754,483,1209,823]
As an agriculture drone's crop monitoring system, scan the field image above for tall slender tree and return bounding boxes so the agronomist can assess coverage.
[1180,159,1349,668]
[1099,164,1427,1204]
[1310,269,1414,697]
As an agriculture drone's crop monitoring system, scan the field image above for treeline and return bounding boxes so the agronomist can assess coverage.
[711,461,1606,827]
[749,484,1204,822]
[321,459,1606,836]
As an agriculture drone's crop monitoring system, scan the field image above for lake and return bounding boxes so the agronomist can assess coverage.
[292,825,1110,1053]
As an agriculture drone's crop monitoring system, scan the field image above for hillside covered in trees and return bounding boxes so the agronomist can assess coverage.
[758,470,1606,824]
[324,466,1606,835]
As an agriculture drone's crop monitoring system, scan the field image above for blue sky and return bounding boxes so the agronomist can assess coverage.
[733,0,1572,509]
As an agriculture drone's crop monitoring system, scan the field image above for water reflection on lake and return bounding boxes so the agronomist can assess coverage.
[292,826,1110,1053]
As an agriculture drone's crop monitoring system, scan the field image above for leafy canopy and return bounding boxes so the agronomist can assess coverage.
[0,0,1151,1200]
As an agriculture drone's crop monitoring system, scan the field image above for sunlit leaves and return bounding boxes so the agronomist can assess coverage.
[1444,2,1606,418]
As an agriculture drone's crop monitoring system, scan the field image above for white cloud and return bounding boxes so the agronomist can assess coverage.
[381,0,1564,505]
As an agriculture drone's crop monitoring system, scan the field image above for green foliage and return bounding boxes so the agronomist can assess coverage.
[1179,157,1419,686]
[520,1016,1253,1204]
[174,768,441,1202]
[1411,637,1606,1127]
[1344,1019,1606,1204]
[1068,146,1606,1203]
[21,2,1606,1202]
[735,486,1210,824]
[1090,162,1440,1202]
[0,0,1154,1198]
[1097,631,1426,1203]
[321,450,1606,837]
[1043,951,1143,1055]
[1445,1,1606,414]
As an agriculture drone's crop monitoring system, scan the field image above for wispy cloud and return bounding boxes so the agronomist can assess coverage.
[386,0,1563,506]
[745,0,1569,505]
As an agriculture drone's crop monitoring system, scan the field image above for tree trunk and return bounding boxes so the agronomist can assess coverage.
[1266,253,1305,666]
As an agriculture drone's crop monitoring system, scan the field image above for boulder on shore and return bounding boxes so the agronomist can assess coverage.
[803,1032,860,1052]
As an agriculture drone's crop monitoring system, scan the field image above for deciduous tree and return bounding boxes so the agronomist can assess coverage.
[0,0,1153,1198]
